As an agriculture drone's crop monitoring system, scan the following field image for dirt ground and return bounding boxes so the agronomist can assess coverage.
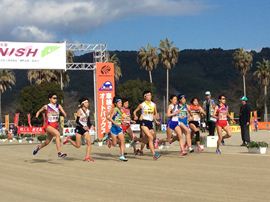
[0,131,270,202]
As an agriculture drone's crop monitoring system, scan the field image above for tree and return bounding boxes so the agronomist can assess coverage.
[27,70,57,85]
[254,59,270,121]
[233,48,253,96]
[19,82,63,124]
[159,38,179,106]
[137,44,159,83]
[116,79,155,111]
[0,70,16,123]
[108,53,122,82]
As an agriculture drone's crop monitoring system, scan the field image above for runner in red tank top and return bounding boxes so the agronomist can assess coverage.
[213,95,235,154]
[32,92,67,158]
[121,98,137,154]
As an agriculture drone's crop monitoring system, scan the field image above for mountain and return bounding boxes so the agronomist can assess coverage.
[2,48,270,118]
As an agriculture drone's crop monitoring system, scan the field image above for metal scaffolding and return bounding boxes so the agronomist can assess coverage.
[66,42,108,139]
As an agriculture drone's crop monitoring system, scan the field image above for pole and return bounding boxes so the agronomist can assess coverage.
[93,67,98,140]
[163,96,166,124]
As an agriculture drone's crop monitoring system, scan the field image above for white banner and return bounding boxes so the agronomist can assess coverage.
[0,41,66,70]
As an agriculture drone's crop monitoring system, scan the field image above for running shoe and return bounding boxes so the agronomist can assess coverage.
[221,139,225,146]
[197,145,204,152]
[107,139,112,148]
[63,136,71,145]
[135,149,143,156]
[188,147,194,153]
[102,133,109,142]
[32,145,41,156]
[119,155,128,162]
[216,148,221,155]
[58,152,67,158]
[84,156,94,162]
[130,140,136,147]
[153,152,161,160]
[154,138,159,149]
[180,151,187,156]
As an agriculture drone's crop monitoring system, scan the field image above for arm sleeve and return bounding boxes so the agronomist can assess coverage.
[76,116,84,127]
[87,116,92,128]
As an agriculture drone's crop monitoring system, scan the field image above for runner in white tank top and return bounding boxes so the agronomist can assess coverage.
[63,97,94,162]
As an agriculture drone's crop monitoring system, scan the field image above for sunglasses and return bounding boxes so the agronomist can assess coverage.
[52,97,57,100]
[221,98,226,100]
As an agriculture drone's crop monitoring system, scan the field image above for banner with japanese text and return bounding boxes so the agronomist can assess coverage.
[96,62,115,139]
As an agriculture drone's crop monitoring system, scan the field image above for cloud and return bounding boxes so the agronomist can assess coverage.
[0,0,210,42]
[11,26,55,42]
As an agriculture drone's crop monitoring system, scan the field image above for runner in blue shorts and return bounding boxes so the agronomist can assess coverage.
[166,95,186,156]
[107,97,128,161]
[178,94,194,153]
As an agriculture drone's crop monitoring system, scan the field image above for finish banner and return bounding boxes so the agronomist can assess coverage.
[0,41,66,70]
[96,62,115,139]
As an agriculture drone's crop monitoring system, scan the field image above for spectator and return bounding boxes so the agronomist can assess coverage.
[203,91,216,136]
[239,96,251,146]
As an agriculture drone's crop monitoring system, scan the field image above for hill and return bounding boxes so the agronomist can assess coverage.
[2,48,270,119]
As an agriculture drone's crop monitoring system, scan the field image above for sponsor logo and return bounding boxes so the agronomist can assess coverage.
[100,64,111,75]
[41,46,60,58]
[99,81,113,91]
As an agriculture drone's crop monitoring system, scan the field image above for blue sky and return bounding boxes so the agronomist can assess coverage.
[0,0,269,51]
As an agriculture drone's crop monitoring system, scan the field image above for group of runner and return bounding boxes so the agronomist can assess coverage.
[32,90,234,162]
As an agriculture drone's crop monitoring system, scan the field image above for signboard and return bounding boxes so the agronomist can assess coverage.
[96,62,115,139]
[17,126,45,135]
[0,41,66,70]
[63,127,75,136]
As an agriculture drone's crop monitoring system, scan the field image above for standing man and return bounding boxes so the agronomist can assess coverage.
[239,96,251,146]
[203,91,216,136]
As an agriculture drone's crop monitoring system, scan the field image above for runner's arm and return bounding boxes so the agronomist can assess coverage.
[200,106,206,116]
[154,105,160,124]
[167,105,177,118]
[212,106,218,119]
[75,110,84,128]
[133,104,142,121]
[35,105,46,118]
[106,108,119,126]
[59,105,67,118]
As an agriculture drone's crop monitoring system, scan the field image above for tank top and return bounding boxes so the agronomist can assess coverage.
[78,108,90,127]
[178,104,188,119]
[168,104,179,121]
[141,101,155,121]
[217,104,228,121]
[112,107,122,125]
[122,107,131,125]
[190,105,201,122]
[46,104,59,123]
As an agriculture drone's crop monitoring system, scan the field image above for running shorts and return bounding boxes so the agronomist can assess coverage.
[121,124,131,133]
[168,120,179,130]
[216,120,228,128]
[140,120,153,130]
[179,117,188,127]
[110,125,123,135]
[44,122,59,130]
[75,126,88,135]
[189,121,200,128]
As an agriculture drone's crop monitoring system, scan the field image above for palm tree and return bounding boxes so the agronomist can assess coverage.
[0,70,16,123]
[137,44,159,83]
[254,59,270,121]
[108,53,122,82]
[159,38,179,105]
[27,70,58,85]
[233,48,253,96]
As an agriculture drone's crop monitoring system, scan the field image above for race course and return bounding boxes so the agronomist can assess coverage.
[0,131,270,202]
